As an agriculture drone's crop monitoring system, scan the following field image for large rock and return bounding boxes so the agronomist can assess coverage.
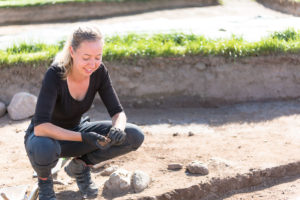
[104,169,132,195]
[131,170,150,193]
[7,92,37,120]
[186,161,209,175]
[0,101,6,117]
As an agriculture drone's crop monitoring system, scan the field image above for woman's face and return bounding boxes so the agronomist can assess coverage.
[70,40,103,78]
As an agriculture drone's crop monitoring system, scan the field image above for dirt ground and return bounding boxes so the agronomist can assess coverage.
[0,100,299,199]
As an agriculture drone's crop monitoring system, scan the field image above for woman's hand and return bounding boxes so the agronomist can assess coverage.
[81,131,107,148]
[107,127,126,145]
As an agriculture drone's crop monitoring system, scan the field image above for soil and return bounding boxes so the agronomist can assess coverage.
[257,0,300,17]
[0,100,299,199]
[0,0,300,199]
[0,0,218,25]
[2,54,300,108]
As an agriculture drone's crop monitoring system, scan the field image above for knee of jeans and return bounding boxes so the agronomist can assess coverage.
[29,136,61,166]
[125,124,144,150]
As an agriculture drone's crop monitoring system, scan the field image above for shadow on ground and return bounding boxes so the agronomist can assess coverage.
[2,99,300,129]
[91,99,300,127]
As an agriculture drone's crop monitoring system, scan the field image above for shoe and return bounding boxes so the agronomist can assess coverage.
[64,158,98,199]
[38,176,56,200]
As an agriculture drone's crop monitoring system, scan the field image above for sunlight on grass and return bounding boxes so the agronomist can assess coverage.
[1,29,299,66]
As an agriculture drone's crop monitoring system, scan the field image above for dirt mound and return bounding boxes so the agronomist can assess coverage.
[257,0,300,16]
[2,55,300,107]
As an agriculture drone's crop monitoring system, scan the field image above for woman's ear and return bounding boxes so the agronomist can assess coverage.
[69,46,74,58]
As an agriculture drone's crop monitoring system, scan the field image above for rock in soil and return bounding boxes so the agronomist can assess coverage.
[186,161,209,175]
[104,168,132,195]
[168,163,183,170]
[101,165,118,176]
[0,101,6,117]
[131,170,151,193]
[7,92,37,120]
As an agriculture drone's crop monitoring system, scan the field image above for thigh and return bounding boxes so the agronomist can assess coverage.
[59,121,112,157]
[59,140,96,158]
[75,120,112,136]
[60,121,144,158]
[25,133,61,165]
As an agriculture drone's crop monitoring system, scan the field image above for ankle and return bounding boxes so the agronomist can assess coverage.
[78,156,94,166]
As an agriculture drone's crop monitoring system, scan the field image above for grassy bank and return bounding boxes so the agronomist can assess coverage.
[0,0,146,8]
[1,29,299,66]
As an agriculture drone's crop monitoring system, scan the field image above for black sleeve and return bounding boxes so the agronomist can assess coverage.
[33,68,59,127]
[98,65,124,117]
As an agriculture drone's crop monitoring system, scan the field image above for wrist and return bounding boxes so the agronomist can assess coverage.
[79,131,84,142]
[111,126,124,132]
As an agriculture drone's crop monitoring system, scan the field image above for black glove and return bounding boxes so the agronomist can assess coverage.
[108,127,126,145]
[81,131,106,148]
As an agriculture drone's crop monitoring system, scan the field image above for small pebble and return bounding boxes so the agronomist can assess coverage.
[168,163,183,170]
[173,132,179,137]
[101,165,118,176]
[188,131,194,136]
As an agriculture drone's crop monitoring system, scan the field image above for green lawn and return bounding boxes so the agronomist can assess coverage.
[1,29,299,66]
[0,0,146,8]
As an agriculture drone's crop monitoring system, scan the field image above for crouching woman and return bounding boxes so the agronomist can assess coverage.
[24,25,144,200]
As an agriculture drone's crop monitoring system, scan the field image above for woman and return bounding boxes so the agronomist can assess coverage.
[24,25,144,200]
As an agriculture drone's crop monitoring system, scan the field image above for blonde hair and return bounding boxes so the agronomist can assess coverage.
[53,24,104,79]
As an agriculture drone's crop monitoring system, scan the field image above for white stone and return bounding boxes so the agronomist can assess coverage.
[7,92,37,120]
[0,101,6,117]
[104,169,132,194]
[186,161,209,175]
[131,170,150,193]
[101,165,118,176]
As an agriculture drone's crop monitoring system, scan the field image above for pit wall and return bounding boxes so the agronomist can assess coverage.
[257,0,300,16]
[1,54,300,106]
[0,0,218,25]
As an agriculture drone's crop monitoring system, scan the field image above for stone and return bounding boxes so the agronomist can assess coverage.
[104,169,132,194]
[173,132,179,137]
[7,92,37,120]
[168,163,183,170]
[194,63,206,71]
[131,170,150,193]
[101,165,118,176]
[188,131,194,136]
[0,101,6,117]
[186,161,209,175]
[208,157,234,168]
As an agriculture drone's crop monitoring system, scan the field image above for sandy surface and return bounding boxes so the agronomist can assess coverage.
[1,0,300,49]
[0,100,299,199]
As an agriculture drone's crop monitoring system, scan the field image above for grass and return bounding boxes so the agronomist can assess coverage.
[1,29,300,66]
[0,0,148,8]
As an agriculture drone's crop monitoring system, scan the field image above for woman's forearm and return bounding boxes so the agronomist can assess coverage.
[112,112,127,131]
[34,123,82,141]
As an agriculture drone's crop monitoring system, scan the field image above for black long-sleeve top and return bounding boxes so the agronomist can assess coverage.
[27,63,123,136]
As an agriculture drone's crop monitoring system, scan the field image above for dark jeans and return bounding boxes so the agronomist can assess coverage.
[24,120,144,178]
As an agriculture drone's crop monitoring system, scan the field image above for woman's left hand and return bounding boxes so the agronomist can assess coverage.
[108,127,126,145]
